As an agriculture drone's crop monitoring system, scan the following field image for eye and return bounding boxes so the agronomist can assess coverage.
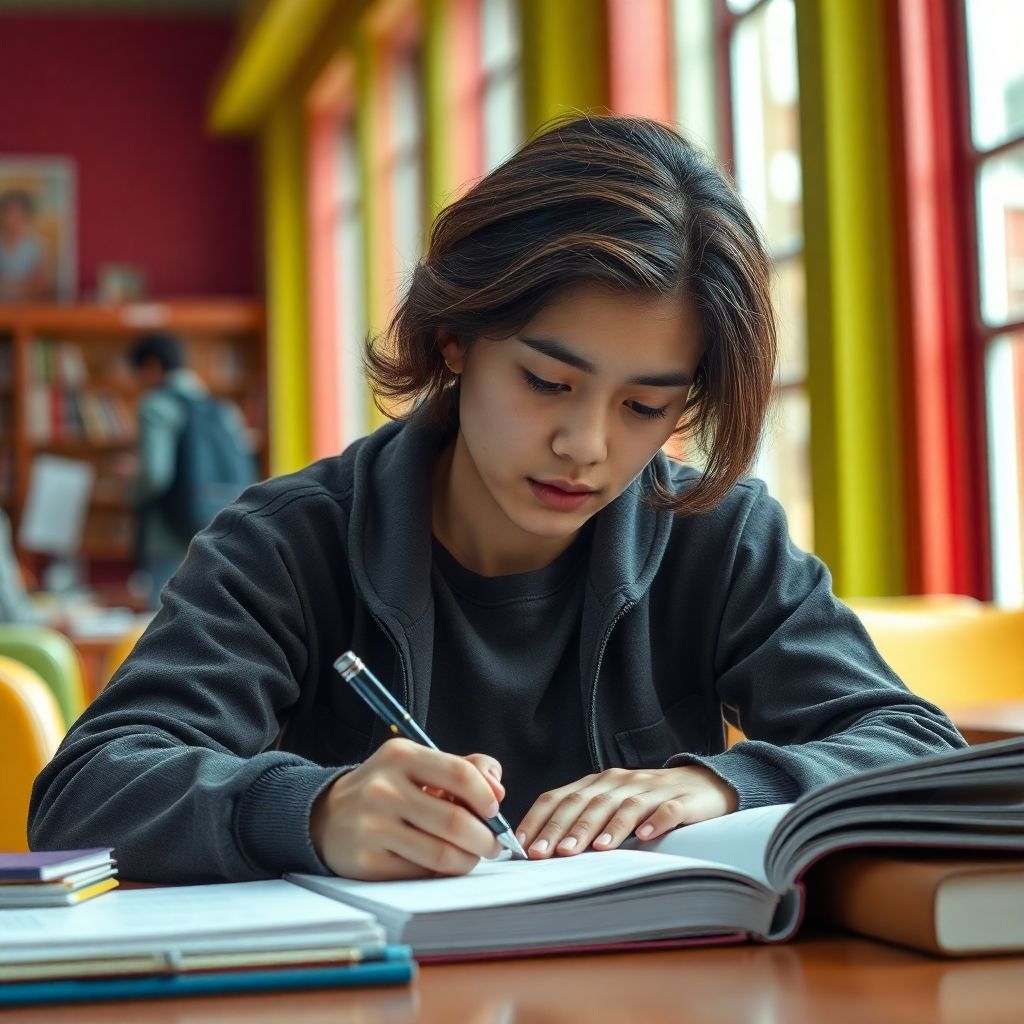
[626,401,669,421]
[522,369,567,394]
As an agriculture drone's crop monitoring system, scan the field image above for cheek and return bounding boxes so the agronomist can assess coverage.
[460,376,543,470]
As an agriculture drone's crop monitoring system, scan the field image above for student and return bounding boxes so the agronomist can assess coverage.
[29,115,963,883]
[128,333,253,609]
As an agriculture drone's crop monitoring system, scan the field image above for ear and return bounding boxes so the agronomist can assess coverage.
[437,329,466,375]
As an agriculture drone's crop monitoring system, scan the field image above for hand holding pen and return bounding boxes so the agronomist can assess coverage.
[307,652,527,882]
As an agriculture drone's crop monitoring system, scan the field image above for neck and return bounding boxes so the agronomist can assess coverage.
[431,434,576,577]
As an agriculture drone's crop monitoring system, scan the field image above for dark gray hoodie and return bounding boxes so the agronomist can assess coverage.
[28,406,965,881]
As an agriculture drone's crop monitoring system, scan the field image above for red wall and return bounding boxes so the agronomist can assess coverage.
[0,14,259,298]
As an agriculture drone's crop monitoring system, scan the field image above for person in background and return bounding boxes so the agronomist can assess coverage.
[0,509,42,624]
[127,333,205,608]
[0,190,52,302]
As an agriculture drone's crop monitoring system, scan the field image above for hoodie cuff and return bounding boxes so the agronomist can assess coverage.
[664,744,801,810]
[235,762,353,876]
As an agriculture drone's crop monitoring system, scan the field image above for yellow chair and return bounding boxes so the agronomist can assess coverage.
[100,621,149,689]
[0,624,87,728]
[848,599,1024,712]
[0,655,65,852]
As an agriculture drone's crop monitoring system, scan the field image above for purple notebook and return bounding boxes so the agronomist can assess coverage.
[0,849,114,882]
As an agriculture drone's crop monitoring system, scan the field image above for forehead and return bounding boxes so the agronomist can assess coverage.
[520,282,703,367]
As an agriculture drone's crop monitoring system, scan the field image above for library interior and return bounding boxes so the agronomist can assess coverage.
[1,0,1024,1020]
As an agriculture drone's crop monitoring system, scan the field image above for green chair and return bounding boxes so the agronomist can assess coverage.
[0,624,87,728]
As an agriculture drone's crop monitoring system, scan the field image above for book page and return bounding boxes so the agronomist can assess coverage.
[625,805,793,888]
[289,847,766,917]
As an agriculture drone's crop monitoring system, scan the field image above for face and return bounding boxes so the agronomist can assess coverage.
[438,281,704,572]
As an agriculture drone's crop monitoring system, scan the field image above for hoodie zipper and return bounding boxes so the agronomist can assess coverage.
[371,612,412,713]
[587,598,636,772]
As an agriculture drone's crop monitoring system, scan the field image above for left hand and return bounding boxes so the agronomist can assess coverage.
[515,765,739,858]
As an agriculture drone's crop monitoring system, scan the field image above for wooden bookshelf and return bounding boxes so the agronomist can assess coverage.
[0,300,267,568]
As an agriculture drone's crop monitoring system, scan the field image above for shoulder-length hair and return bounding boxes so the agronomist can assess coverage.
[365,113,776,516]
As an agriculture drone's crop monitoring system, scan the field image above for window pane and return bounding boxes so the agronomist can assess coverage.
[390,51,423,279]
[774,254,806,384]
[671,0,719,153]
[752,387,814,552]
[726,0,760,13]
[964,0,1024,151]
[334,126,368,448]
[730,0,802,253]
[985,332,1024,606]
[481,0,520,72]
[977,142,1024,326]
[483,67,523,171]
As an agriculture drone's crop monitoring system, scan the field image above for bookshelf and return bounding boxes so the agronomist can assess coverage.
[0,300,266,568]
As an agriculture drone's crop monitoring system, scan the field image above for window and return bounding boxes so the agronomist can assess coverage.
[480,0,524,171]
[963,0,1024,604]
[387,46,425,290]
[722,0,811,551]
[333,120,369,448]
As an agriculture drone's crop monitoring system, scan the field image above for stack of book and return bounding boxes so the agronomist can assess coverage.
[0,879,413,1008]
[0,849,118,908]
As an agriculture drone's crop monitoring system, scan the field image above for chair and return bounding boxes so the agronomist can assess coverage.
[847,599,1024,712]
[0,624,88,728]
[0,655,65,852]
[101,621,149,688]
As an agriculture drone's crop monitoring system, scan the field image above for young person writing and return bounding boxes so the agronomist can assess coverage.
[29,115,963,883]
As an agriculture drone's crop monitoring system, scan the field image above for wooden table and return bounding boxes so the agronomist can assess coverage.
[2,933,1021,1023]
[951,702,1024,745]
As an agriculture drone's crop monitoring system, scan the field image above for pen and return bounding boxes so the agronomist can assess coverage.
[334,651,528,860]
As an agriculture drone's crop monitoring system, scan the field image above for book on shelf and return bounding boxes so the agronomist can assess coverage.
[283,736,1024,960]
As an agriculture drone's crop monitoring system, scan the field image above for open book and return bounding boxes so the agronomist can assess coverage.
[288,736,1024,959]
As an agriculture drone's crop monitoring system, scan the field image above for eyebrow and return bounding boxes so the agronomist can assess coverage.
[518,336,693,388]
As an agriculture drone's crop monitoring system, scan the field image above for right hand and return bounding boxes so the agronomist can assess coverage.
[309,739,505,881]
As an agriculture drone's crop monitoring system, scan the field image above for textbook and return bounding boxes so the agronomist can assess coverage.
[812,850,1024,957]
[0,880,385,969]
[288,736,1024,958]
[0,849,117,907]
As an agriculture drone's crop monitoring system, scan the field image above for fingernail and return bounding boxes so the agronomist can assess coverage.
[558,836,578,851]
[485,800,500,818]
[487,766,501,781]
[637,824,654,839]
[530,838,549,854]
[595,832,613,846]
[517,832,527,845]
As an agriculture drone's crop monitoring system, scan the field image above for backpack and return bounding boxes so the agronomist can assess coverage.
[157,394,258,542]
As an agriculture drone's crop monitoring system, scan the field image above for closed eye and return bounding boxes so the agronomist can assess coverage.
[522,369,567,394]
[627,401,668,421]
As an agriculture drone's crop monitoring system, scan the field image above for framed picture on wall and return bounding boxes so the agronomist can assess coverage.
[0,156,76,303]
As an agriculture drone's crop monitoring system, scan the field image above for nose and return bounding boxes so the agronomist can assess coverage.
[551,403,609,466]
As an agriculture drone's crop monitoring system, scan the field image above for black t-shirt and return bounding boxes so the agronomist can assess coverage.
[426,531,594,828]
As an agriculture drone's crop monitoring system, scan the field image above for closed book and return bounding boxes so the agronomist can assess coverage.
[812,851,1024,956]
[0,849,113,882]
[0,959,416,1008]
[0,876,119,908]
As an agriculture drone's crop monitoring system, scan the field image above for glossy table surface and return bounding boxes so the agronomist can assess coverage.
[2,932,1022,1024]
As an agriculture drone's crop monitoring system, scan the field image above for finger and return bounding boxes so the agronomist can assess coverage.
[463,753,505,800]
[589,792,663,850]
[383,739,500,821]
[553,788,653,856]
[525,787,603,859]
[383,816,484,877]
[634,797,698,841]
[398,779,501,860]
[514,786,571,855]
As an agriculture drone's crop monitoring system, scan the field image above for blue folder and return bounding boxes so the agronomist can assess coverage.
[0,958,416,1008]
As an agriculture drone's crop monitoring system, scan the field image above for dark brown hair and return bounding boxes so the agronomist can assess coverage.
[365,113,776,516]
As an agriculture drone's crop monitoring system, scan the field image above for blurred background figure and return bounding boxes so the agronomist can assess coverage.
[128,333,255,609]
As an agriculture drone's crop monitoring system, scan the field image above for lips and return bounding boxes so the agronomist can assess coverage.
[528,478,597,512]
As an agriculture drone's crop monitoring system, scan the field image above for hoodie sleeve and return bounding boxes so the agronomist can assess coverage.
[665,481,966,808]
[28,494,347,882]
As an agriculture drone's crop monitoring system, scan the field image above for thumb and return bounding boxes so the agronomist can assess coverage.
[464,753,504,798]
